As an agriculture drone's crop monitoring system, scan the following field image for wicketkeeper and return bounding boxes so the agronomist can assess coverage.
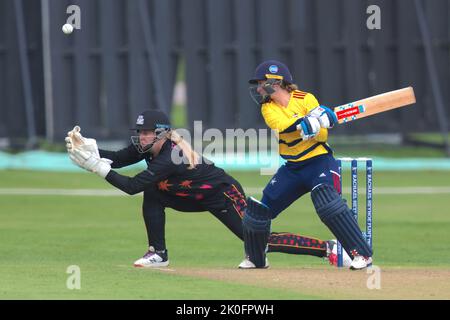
[245,60,373,270]
[65,109,349,268]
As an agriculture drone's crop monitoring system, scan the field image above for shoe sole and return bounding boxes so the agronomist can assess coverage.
[238,265,270,269]
[349,260,373,271]
[350,266,366,270]
[134,261,170,268]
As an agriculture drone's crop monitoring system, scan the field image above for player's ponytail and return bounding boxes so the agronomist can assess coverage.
[166,130,200,169]
[281,81,299,93]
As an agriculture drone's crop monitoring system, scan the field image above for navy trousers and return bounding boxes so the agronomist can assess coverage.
[261,154,341,219]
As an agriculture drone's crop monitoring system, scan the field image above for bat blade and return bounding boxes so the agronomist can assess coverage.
[334,87,416,124]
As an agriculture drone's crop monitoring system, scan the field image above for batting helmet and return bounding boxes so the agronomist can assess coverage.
[248,60,293,84]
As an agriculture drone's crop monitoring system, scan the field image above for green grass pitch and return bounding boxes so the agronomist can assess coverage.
[0,169,449,299]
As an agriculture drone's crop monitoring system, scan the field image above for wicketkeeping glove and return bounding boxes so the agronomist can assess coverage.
[297,116,321,141]
[69,149,112,178]
[65,126,100,158]
[308,105,338,129]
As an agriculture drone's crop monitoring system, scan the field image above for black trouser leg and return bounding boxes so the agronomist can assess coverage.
[142,188,206,251]
[207,183,247,241]
[215,183,328,258]
[267,232,327,257]
[209,205,245,241]
[142,190,166,251]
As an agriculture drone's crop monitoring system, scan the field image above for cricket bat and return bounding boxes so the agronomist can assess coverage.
[333,87,416,124]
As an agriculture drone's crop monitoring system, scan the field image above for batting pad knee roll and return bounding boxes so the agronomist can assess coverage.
[311,184,373,258]
[242,197,271,268]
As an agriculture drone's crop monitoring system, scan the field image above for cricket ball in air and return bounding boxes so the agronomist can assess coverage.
[62,24,74,35]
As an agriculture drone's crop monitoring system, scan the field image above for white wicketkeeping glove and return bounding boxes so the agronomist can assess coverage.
[65,126,100,158]
[69,149,112,178]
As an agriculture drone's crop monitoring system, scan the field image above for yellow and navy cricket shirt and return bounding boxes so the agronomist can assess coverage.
[261,90,331,162]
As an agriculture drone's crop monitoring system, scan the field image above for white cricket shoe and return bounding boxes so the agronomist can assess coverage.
[134,247,169,268]
[350,255,373,270]
[326,240,352,268]
[238,256,269,269]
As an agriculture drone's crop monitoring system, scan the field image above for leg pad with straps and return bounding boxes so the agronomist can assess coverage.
[311,184,372,258]
[242,197,271,268]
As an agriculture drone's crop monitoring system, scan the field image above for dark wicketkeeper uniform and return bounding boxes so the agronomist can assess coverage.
[100,140,327,257]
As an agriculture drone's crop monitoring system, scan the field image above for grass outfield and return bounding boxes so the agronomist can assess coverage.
[0,169,449,299]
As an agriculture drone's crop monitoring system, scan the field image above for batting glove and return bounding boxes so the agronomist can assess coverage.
[297,116,321,141]
[69,149,112,178]
[308,105,338,129]
[65,126,100,158]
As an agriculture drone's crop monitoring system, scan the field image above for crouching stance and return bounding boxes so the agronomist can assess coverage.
[66,110,348,268]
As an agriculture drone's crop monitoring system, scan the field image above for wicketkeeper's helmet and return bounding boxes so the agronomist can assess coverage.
[131,110,171,153]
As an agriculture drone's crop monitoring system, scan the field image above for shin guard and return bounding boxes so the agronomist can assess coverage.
[242,197,271,268]
[311,184,372,258]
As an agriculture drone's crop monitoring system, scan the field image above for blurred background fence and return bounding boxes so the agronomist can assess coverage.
[1,0,450,154]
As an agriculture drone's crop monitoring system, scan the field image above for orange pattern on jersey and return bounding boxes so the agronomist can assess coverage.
[179,180,192,188]
[157,180,173,191]
[292,90,306,99]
